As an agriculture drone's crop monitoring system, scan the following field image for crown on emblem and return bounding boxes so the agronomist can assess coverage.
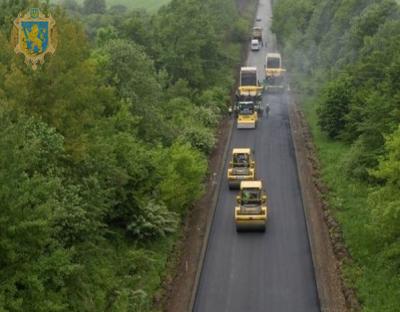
[30,8,40,19]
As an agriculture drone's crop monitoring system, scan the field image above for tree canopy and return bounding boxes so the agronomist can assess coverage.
[0,0,250,310]
[273,0,400,310]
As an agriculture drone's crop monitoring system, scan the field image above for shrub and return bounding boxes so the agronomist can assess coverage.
[127,201,178,240]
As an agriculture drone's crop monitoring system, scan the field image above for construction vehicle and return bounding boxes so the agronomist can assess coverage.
[264,53,285,92]
[252,26,263,46]
[235,181,268,232]
[237,101,257,129]
[235,67,263,115]
[227,148,255,189]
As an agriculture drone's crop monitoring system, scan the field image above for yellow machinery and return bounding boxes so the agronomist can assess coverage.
[227,148,255,189]
[235,67,263,114]
[264,53,286,92]
[237,101,257,129]
[235,181,268,232]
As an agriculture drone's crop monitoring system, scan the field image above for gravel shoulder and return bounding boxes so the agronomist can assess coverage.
[288,93,360,311]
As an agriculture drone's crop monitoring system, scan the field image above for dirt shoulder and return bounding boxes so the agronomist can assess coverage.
[288,93,361,312]
[159,115,232,312]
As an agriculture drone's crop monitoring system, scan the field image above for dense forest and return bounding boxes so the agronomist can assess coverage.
[273,0,400,310]
[0,0,253,310]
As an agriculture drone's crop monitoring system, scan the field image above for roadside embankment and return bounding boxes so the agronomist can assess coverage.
[288,93,360,311]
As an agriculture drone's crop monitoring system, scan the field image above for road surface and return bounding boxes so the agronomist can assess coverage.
[193,0,320,311]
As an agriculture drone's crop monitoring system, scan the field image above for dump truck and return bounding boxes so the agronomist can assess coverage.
[252,26,263,46]
[237,101,257,129]
[227,148,255,189]
[235,181,268,232]
[264,53,285,92]
[235,67,263,115]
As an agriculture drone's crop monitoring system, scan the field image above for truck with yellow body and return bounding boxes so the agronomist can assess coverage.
[227,148,255,189]
[235,181,268,232]
[264,53,285,92]
[235,67,263,115]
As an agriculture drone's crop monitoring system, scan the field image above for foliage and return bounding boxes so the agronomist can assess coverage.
[157,143,207,213]
[0,110,76,312]
[152,0,239,91]
[83,0,106,14]
[60,0,80,12]
[370,126,400,245]
[273,0,400,309]
[56,0,171,12]
[127,201,178,240]
[0,0,250,310]
[317,74,352,139]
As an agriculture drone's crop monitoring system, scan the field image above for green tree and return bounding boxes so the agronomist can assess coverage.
[317,74,352,139]
[154,0,225,90]
[94,39,167,142]
[0,0,245,309]
[83,0,106,15]
[156,143,207,213]
[370,126,400,243]
[0,109,78,311]
[273,0,400,309]
[61,0,81,12]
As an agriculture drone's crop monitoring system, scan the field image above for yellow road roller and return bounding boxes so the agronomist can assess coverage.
[237,101,258,129]
[235,181,268,232]
[227,148,255,189]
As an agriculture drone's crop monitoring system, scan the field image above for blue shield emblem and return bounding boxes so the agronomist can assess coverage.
[12,8,57,70]
[21,21,49,55]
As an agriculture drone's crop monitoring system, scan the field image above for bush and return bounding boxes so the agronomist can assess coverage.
[157,143,207,213]
[127,201,178,240]
[341,136,381,181]
[180,125,216,155]
[231,17,249,42]
[317,75,352,139]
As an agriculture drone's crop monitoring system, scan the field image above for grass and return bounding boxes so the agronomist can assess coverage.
[303,99,400,311]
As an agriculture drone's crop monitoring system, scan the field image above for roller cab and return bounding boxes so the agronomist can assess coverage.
[235,181,267,232]
[227,148,255,189]
[237,101,257,129]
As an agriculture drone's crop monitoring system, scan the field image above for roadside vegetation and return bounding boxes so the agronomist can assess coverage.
[272,0,400,310]
[55,0,171,12]
[0,0,254,310]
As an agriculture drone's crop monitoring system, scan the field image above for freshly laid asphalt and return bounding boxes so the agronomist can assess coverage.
[193,0,320,311]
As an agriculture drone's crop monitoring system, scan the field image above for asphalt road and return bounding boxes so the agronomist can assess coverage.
[193,0,320,311]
